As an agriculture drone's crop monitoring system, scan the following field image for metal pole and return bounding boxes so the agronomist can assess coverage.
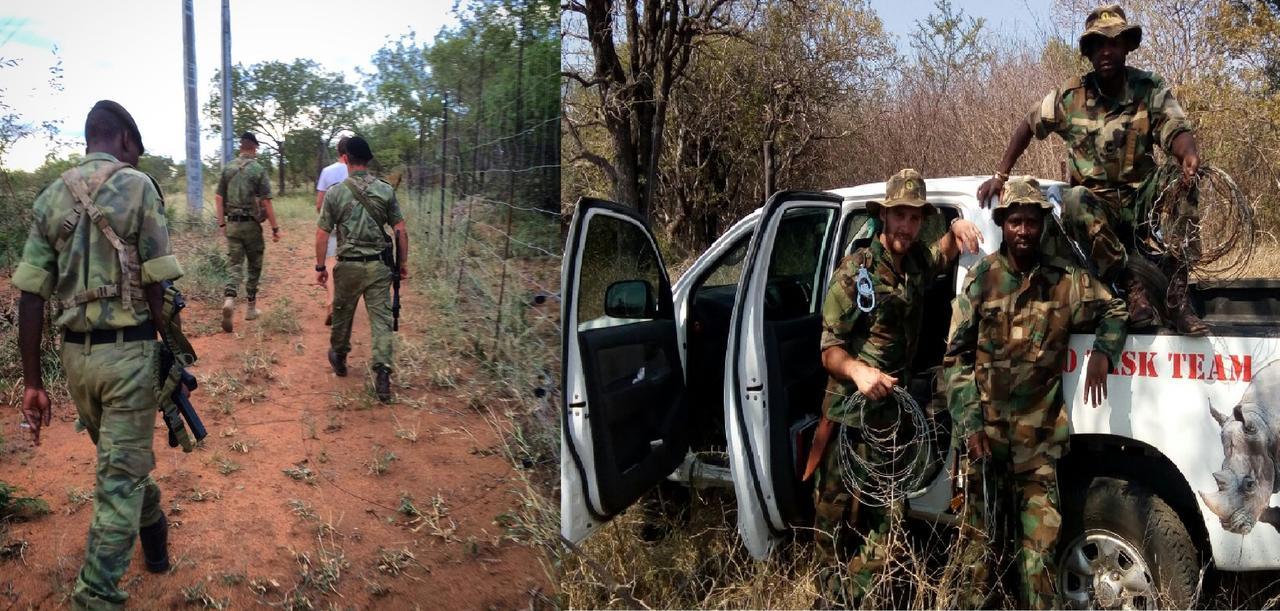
[221,0,233,164]
[182,0,202,216]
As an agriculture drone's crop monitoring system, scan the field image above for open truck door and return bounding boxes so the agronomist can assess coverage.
[725,191,844,558]
[561,198,690,543]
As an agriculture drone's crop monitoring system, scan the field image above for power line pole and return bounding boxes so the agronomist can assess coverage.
[221,0,233,164]
[182,0,202,215]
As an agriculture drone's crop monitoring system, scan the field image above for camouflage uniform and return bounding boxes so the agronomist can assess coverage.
[1029,67,1195,282]
[318,170,403,371]
[12,152,183,609]
[810,170,947,605]
[943,181,1128,608]
[217,153,272,300]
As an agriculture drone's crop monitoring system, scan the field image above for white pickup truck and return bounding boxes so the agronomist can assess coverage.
[561,176,1280,609]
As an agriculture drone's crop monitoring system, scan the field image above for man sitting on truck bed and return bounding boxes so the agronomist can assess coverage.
[976,3,1207,336]
[805,168,981,605]
[944,177,1128,608]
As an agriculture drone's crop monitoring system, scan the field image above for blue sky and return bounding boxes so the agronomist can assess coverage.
[0,0,459,171]
[871,0,1059,50]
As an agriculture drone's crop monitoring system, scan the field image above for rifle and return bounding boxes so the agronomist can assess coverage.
[156,281,207,451]
[392,228,402,332]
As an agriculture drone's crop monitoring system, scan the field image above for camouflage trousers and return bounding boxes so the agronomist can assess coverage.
[60,338,164,610]
[224,220,265,299]
[955,437,1061,609]
[812,429,903,607]
[331,260,394,371]
[1056,163,1199,284]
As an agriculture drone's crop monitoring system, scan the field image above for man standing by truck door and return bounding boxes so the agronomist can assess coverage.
[807,168,981,606]
[944,177,1127,608]
[976,4,1207,335]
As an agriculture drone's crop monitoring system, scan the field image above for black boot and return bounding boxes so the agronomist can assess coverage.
[138,514,170,574]
[328,349,347,377]
[375,367,392,403]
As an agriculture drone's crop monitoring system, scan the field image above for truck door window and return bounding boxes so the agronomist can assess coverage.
[698,238,749,291]
[576,214,665,331]
[765,207,835,321]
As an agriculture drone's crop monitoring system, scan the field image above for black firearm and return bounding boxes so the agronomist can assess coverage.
[158,349,207,449]
[391,228,402,331]
[156,281,207,451]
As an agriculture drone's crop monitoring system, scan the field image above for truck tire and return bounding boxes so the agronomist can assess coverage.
[1057,476,1201,609]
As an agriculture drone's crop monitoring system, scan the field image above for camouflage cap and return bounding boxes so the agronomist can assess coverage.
[993,176,1053,225]
[1079,4,1142,53]
[867,168,936,217]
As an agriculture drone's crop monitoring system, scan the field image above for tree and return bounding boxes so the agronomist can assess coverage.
[366,32,443,192]
[205,59,362,193]
[563,0,742,219]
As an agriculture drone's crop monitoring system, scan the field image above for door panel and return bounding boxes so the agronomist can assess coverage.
[726,191,843,558]
[562,198,687,543]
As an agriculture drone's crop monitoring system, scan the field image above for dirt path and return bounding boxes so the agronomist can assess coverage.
[1,213,549,608]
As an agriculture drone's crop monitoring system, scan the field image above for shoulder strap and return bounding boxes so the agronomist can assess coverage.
[341,176,388,226]
[57,162,142,311]
[222,157,251,189]
[57,162,131,249]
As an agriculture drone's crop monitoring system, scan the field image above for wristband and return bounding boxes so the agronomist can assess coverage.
[993,171,1009,181]
[315,264,326,272]
[272,226,280,233]
[219,222,226,228]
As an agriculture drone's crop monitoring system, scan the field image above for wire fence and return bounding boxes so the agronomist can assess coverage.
[394,35,562,489]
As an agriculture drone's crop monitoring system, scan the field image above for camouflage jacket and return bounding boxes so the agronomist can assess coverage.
[943,250,1127,472]
[819,236,946,426]
[216,153,271,215]
[11,152,183,332]
[1027,67,1193,210]
[318,171,404,258]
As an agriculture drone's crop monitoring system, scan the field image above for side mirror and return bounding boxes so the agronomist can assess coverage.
[604,279,656,319]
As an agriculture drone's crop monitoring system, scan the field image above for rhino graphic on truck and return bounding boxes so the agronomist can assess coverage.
[1202,360,1280,534]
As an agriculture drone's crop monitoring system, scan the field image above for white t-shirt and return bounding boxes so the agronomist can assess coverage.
[316,161,348,193]
[317,161,348,258]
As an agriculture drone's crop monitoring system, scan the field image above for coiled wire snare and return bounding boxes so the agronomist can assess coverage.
[832,386,936,509]
[1141,165,1257,279]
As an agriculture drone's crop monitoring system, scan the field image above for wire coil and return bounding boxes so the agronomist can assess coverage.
[832,386,936,508]
[1141,164,1257,279]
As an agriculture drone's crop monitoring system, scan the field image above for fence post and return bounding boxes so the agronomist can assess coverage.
[492,15,525,356]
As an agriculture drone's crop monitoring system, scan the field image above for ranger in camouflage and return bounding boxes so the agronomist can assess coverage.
[216,131,279,333]
[13,101,184,609]
[977,4,1207,336]
[944,177,1128,608]
[315,137,408,403]
[806,169,982,606]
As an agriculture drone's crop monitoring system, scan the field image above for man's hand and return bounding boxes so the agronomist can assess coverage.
[21,386,51,446]
[271,227,282,243]
[976,176,1005,209]
[218,224,226,238]
[966,431,991,461]
[1181,152,1201,181]
[316,269,329,287]
[1084,351,1111,408]
[849,364,897,401]
[949,219,984,253]
[399,266,409,280]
